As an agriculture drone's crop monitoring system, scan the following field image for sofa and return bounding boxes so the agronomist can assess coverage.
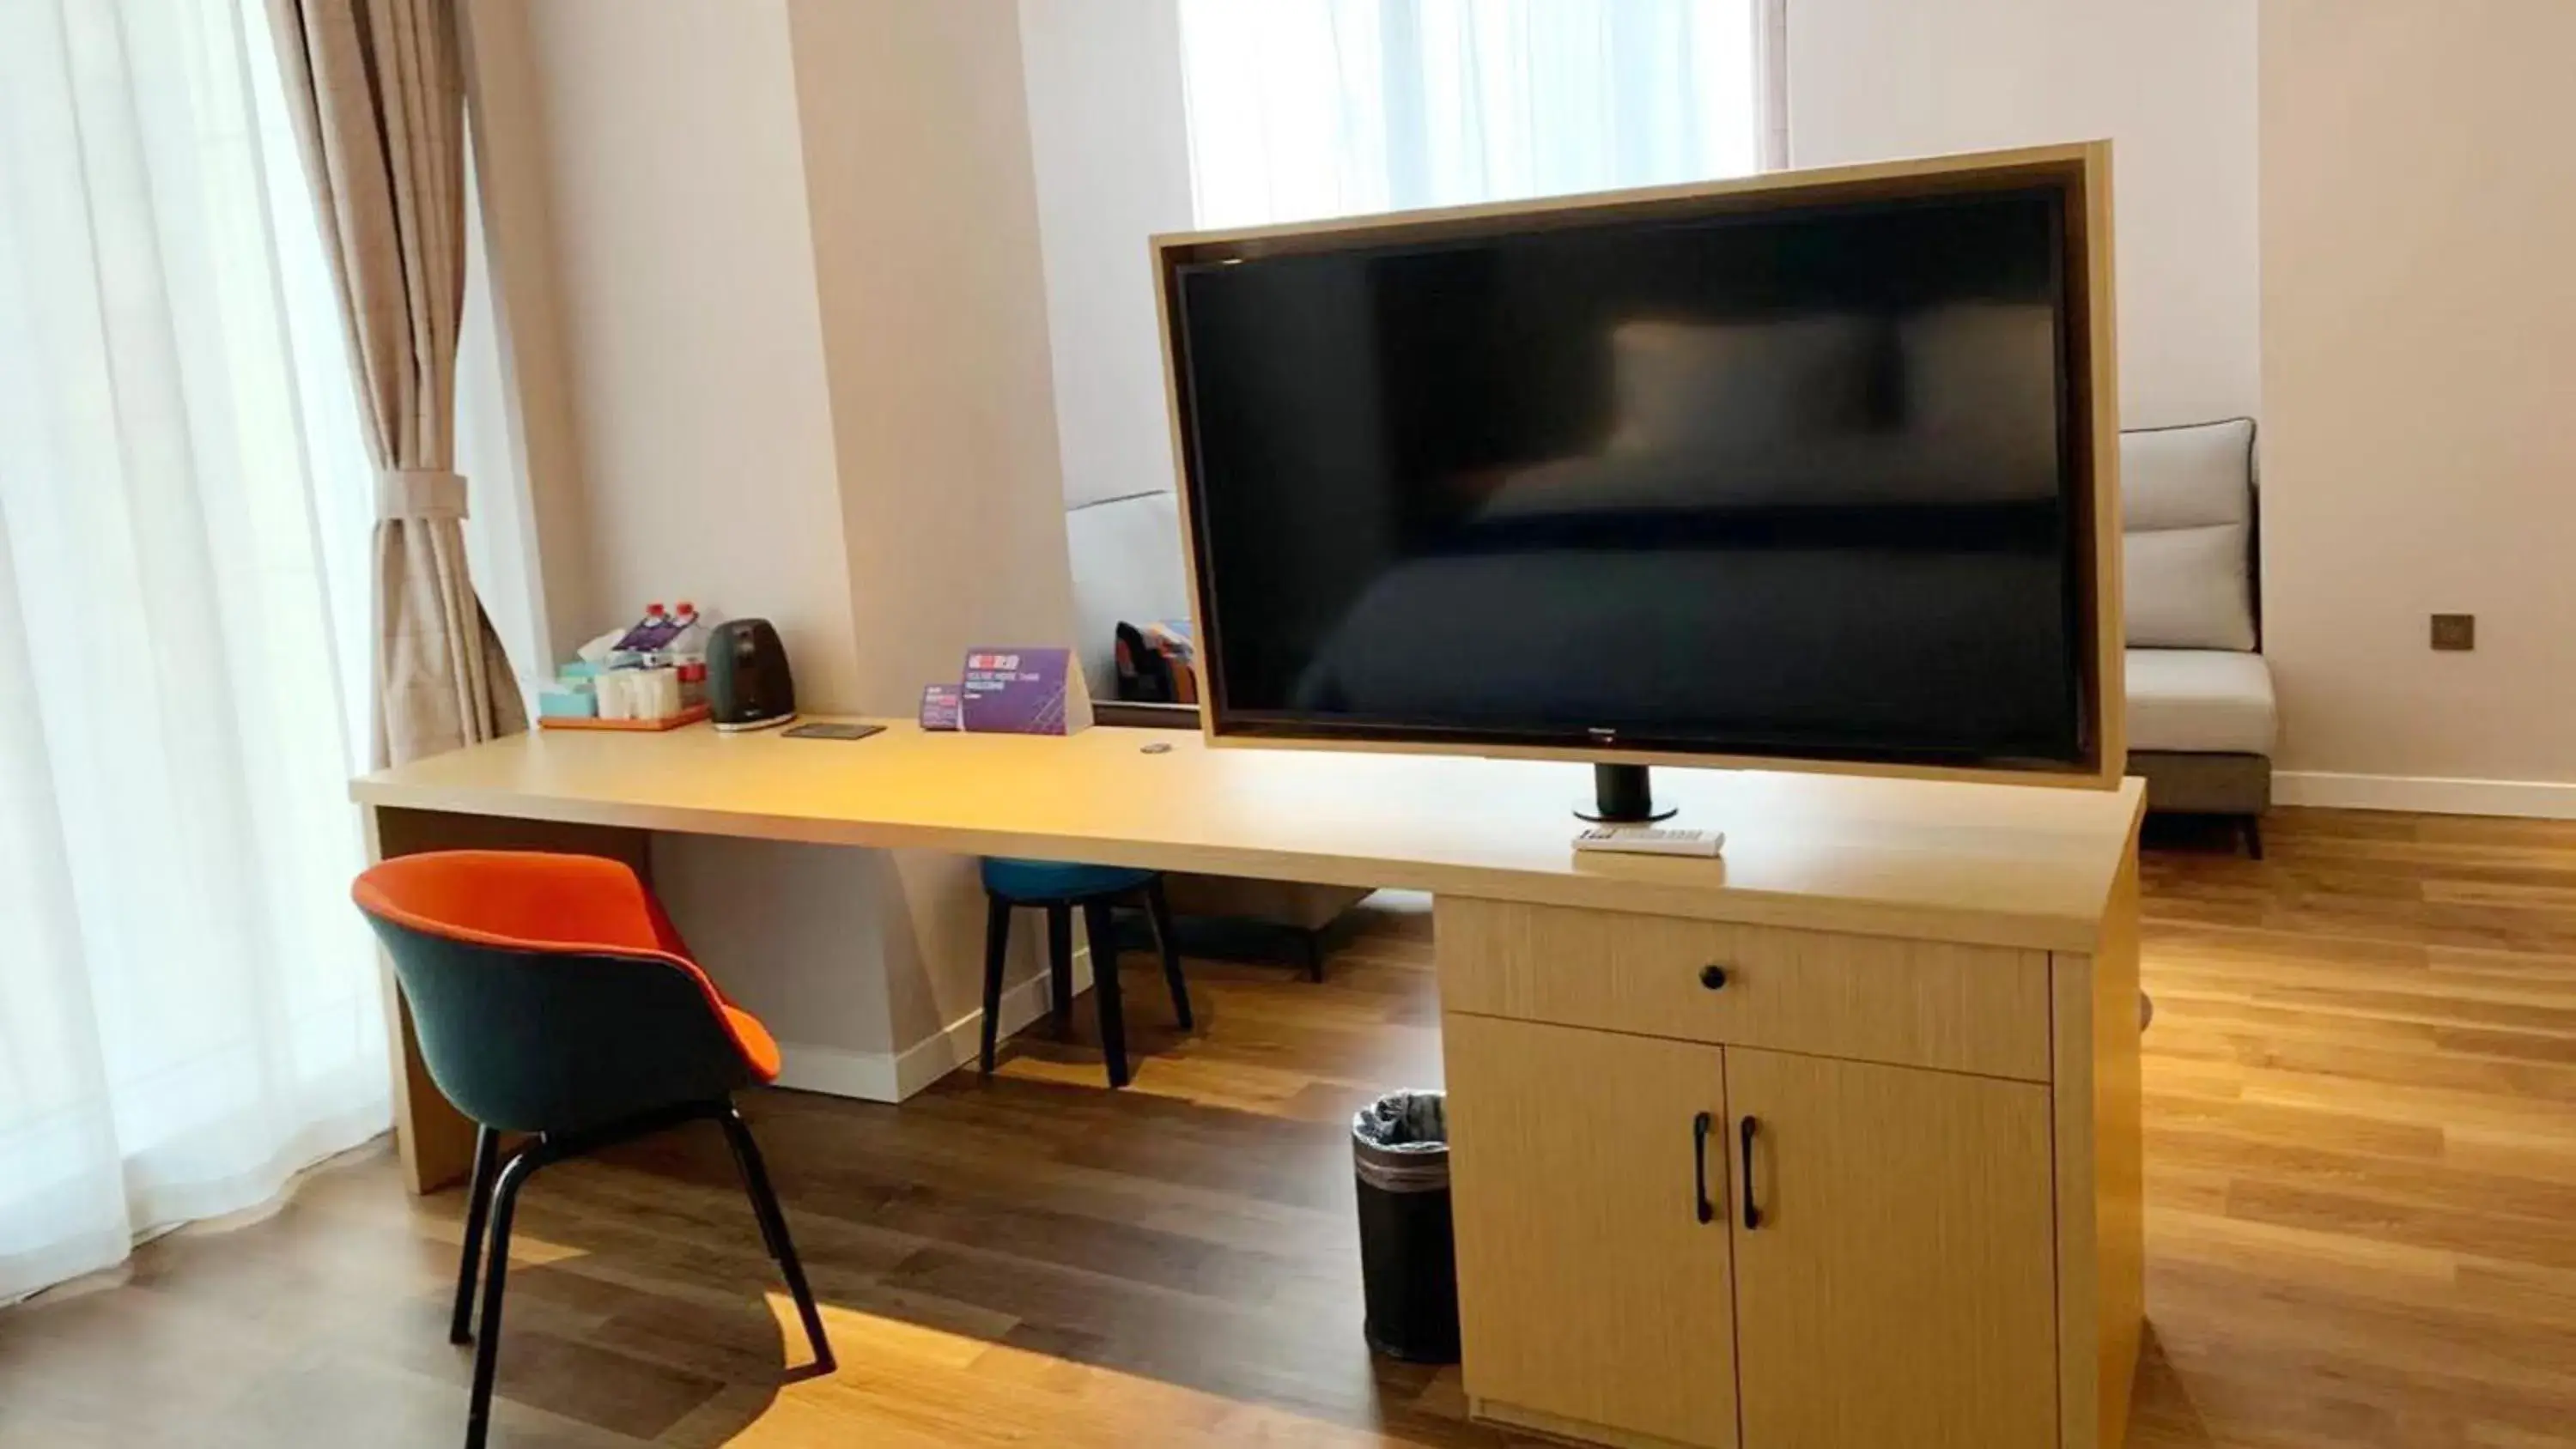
[2120,417,2275,856]
[1066,489,1370,973]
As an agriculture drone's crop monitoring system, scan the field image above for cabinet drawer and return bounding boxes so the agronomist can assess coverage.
[1437,899,2053,1082]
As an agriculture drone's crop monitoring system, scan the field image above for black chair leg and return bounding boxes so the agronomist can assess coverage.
[449,1125,502,1344]
[714,1104,836,1375]
[2241,814,2265,860]
[1045,902,1076,1034]
[465,1145,544,1449]
[978,894,1012,1075]
[1140,878,1193,1030]
[1298,928,1326,985]
[1082,900,1131,1088]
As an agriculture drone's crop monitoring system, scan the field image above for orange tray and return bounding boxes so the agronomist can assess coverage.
[538,704,710,732]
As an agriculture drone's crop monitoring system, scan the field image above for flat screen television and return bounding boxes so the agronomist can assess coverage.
[1156,145,2118,809]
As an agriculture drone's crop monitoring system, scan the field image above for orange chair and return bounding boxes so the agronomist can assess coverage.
[354,851,832,1449]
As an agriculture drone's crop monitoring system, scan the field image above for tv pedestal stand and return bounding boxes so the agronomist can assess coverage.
[1577,763,1679,824]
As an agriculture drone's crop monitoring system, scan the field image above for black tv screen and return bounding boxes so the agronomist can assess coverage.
[1166,181,2093,770]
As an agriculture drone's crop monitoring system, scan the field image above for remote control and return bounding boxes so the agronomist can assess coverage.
[1572,825,1724,858]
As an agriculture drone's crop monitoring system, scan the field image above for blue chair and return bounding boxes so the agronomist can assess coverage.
[978,858,1190,1088]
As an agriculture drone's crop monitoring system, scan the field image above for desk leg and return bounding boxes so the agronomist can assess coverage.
[363,804,653,1194]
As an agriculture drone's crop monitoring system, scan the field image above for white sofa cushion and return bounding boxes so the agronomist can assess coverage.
[2126,648,2277,755]
[2122,419,2257,651]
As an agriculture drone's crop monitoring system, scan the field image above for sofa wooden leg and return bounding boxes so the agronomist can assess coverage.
[2239,815,2265,860]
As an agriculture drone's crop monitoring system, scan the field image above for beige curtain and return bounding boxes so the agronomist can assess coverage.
[267,0,524,767]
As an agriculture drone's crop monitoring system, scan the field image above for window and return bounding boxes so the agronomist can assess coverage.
[1178,0,1777,229]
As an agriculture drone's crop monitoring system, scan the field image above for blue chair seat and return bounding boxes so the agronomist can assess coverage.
[980,857,1156,903]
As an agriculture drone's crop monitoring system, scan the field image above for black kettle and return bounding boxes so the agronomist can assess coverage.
[706,619,796,732]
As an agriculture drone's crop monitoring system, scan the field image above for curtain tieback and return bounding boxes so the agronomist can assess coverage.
[376,468,468,522]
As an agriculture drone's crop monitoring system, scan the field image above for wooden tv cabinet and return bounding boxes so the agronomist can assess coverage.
[352,721,2144,1449]
[1442,876,2141,1449]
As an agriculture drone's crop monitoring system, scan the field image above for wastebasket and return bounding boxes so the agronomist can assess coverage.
[1352,1089,1461,1363]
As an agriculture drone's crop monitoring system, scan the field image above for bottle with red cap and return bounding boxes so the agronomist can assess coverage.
[613,602,671,653]
[669,602,710,706]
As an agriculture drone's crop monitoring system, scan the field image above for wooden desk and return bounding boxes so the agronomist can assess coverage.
[353,719,2144,1449]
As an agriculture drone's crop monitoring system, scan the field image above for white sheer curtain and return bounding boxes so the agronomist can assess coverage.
[0,0,388,1301]
[1179,0,1765,228]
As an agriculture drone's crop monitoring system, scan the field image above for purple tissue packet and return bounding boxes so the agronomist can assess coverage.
[919,683,963,731]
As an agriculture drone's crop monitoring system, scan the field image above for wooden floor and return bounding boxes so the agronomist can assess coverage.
[6,807,2576,1447]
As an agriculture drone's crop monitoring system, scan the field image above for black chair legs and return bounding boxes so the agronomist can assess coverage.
[1045,902,1076,1034]
[452,1102,836,1449]
[1140,878,1194,1029]
[450,1125,502,1345]
[977,880,1198,1090]
[2240,815,2265,859]
[714,1104,835,1374]
[1081,900,1132,1088]
[978,894,1012,1076]
[464,1143,544,1449]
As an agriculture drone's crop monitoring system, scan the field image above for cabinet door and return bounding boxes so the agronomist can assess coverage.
[1446,1014,1738,1448]
[1728,1049,2057,1449]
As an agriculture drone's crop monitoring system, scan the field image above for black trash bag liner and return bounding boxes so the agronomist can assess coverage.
[1352,1090,1447,1193]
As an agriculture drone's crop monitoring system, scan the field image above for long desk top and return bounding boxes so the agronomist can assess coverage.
[352,720,2145,954]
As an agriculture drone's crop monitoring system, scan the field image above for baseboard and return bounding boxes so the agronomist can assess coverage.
[771,943,1096,1103]
[768,1040,903,1102]
[2273,771,2576,820]
[886,949,1091,1098]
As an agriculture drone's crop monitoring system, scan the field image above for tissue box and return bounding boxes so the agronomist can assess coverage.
[538,682,597,719]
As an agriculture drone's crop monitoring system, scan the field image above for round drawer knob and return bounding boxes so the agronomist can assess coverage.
[1698,964,1730,991]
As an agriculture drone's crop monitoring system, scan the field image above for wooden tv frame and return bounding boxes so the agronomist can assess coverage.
[1152,141,2123,791]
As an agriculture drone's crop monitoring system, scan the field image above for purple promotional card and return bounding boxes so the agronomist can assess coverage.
[959,647,1084,735]
[919,683,962,731]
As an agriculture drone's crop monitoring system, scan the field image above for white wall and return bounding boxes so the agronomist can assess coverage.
[1784,0,2259,428]
[1793,0,2576,804]
[1018,0,1195,509]
[461,0,1086,1091]
[787,0,1078,1063]
[2261,0,2576,807]
[515,0,860,707]
[492,0,910,1071]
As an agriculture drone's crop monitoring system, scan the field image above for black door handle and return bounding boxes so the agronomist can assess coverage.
[1698,963,1729,990]
[1691,1111,1716,1224]
[1740,1115,1763,1230]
